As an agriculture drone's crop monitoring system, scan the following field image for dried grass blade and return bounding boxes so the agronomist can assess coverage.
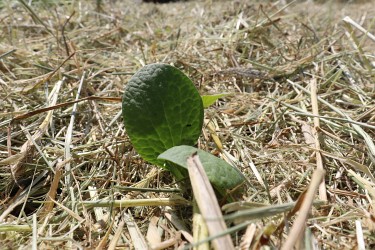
[310,78,327,201]
[8,78,64,183]
[301,122,315,146]
[355,105,375,121]
[351,124,375,162]
[65,72,85,185]
[280,101,347,131]
[17,0,53,35]
[258,0,296,26]
[321,150,375,182]
[343,16,375,42]
[107,219,126,250]
[12,96,121,121]
[294,113,375,130]
[193,204,209,250]
[164,207,193,243]
[21,53,74,94]
[207,122,223,151]
[40,159,66,218]
[0,48,16,59]
[239,223,256,250]
[108,220,125,250]
[150,233,181,250]
[347,170,375,199]
[0,224,31,232]
[88,186,106,228]
[281,169,325,250]
[0,153,24,165]
[32,213,37,250]
[81,196,190,208]
[287,79,375,162]
[356,220,366,250]
[125,210,148,250]
[0,176,46,222]
[146,216,161,248]
[187,154,234,250]
[50,197,85,223]
[21,126,53,170]
[223,200,324,222]
[96,219,115,250]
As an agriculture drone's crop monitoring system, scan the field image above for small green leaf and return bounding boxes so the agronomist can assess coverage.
[122,63,204,166]
[158,145,245,190]
[201,93,229,108]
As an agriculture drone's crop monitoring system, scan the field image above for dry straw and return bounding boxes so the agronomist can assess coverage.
[0,0,374,249]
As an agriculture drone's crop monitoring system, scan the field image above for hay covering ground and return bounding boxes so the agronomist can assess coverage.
[0,0,374,249]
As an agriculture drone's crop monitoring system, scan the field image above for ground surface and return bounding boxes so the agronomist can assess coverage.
[0,0,375,249]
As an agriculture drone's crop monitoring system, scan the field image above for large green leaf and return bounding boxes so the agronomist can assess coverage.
[158,145,245,190]
[122,63,204,166]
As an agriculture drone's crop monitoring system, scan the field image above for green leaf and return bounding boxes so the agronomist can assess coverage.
[201,93,229,108]
[158,145,245,190]
[122,63,204,166]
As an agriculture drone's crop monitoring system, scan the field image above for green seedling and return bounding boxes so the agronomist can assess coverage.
[122,63,244,191]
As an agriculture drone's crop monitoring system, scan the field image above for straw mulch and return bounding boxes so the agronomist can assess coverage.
[0,0,374,249]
